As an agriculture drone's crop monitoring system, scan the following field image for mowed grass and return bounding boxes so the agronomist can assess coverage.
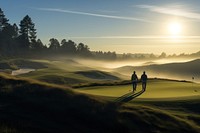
[18,59,122,86]
[0,73,200,133]
[76,79,200,99]
[17,59,96,84]
[76,79,200,132]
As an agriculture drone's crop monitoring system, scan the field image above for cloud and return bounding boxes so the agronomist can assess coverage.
[35,7,152,23]
[137,5,200,20]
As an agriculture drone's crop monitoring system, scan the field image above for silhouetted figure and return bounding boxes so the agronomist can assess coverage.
[141,71,148,91]
[131,71,138,92]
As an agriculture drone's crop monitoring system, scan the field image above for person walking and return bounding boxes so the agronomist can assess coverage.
[141,71,148,91]
[131,71,138,92]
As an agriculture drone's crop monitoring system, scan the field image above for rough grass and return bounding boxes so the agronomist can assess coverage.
[0,74,119,133]
[118,104,200,133]
[0,74,200,133]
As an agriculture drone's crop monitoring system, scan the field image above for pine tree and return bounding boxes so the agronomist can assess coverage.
[12,23,19,38]
[19,15,37,49]
[29,23,37,44]
[35,39,44,50]
[0,8,11,55]
[0,8,9,31]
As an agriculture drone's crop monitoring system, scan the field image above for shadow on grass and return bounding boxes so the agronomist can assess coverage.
[0,75,124,133]
[115,89,145,103]
[0,74,199,133]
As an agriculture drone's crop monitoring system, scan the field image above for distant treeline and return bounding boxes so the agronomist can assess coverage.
[0,8,117,60]
[119,51,200,60]
[0,8,200,60]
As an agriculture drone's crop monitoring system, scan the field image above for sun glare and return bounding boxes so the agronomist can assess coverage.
[168,22,182,35]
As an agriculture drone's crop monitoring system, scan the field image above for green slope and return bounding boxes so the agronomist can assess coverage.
[76,79,200,100]
[114,59,200,81]
[14,59,121,86]
[0,74,200,133]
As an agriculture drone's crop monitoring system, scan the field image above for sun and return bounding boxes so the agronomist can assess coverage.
[168,22,182,35]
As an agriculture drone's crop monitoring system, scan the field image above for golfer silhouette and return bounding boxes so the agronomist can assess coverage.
[131,71,138,92]
[141,71,148,91]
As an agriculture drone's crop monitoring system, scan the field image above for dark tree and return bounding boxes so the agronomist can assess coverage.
[0,8,118,59]
[149,53,156,59]
[0,9,20,55]
[2,23,18,39]
[122,53,132,60]
[19,15,37,49]
[77,43,91,56]
[106,51,117,60]
[92,51,116,60]
[159,52,167,58]
[60,39,77,54]
[60,39,67,47]
[0,8,9,31]
[29,23,37,48]
[1,24,20,55]
[48,38,60,51]
[12,23,19,38]
[31,39,45,51]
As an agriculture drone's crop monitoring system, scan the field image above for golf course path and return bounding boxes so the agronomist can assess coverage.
[115,89,145,103]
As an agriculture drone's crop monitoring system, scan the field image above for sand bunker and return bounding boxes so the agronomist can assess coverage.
[12,68,35,76]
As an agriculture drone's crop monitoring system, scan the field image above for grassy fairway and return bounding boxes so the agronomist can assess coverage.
[0,73,200,133]
[17,59,122,86]
[76,78,200,132]
[76,79,200,99]
[1,58,200,132]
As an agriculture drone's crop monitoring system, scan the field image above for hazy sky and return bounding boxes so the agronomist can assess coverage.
[1,0,200,54]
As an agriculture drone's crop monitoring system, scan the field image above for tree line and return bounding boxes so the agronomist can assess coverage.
[120,51,200,60]
[1,8,199,60]
[0,8,117,60]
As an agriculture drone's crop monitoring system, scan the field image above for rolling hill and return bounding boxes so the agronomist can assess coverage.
[12,59,122,86]
[115,59,200,82]
[0,73,200,133]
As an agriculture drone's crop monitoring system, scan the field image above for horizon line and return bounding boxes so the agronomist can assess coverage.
[65,35,200,39]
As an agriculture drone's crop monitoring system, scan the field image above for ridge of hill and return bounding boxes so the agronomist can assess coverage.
[115,59,200,81]
[75,70,120,80]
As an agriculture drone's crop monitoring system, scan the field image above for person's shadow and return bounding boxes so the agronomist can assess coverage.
[115,89,145,103]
